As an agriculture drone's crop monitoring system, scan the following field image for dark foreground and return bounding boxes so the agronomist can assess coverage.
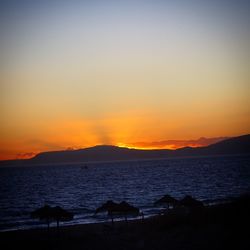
[1,196,250,250]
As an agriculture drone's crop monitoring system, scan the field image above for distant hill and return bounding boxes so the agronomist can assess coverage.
[30,145,171,163]
[29,134,250,164]
[1,134,250,165]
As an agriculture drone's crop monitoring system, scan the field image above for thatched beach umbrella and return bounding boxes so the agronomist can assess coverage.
[31,205,53,229]
[154,195,179,209]
[95,200,118,214]
[31,205,74,229]
[95,200,139,224]
[51,206,74,229]
[116,201,140,221]
[179,195,204,209]
[95,200,119,225]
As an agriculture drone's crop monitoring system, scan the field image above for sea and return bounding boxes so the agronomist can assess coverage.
[0,154,250,231]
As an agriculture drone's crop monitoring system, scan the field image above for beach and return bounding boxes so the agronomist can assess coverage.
[1,196,249,250]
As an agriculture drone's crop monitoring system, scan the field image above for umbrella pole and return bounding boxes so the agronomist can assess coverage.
[141,212,144,220]
[111,213,114,227]
[56,219,60,237]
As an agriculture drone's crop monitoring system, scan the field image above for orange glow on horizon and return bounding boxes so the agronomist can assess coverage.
[116,143,158,150]
[117,143,206,151]
[0,136,232,161]
[116,143,181,150]
[0,110,247,160]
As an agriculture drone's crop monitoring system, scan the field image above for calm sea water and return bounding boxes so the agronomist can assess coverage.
[0,155,250,231]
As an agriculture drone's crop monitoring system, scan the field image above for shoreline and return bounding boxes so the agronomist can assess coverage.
[0,195,237,233]
[1,195,250,250]
[0,215,148,233]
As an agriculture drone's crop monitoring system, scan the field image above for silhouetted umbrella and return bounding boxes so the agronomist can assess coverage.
[116,201,139,221]
[31,205,74,229]
[118,201,139,213]
[95,200,139,224]
[154,195,179,209]
[179,195,204,208]
[95,200,118,214]
[95,200,119,225]
[51,206,74,229]
[31,205,53,229]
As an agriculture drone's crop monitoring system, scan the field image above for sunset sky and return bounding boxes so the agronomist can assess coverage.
[1,0,249,160]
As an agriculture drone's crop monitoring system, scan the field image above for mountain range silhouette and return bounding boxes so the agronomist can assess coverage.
[1,134,249,165]
[27,134,250,164]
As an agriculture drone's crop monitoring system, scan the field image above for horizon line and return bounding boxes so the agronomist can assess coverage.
[2,134,250,161]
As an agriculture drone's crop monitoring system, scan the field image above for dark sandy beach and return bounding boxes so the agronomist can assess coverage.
[1,195,250,250]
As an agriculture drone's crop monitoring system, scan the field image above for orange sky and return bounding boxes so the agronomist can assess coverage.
[1,1,250,160]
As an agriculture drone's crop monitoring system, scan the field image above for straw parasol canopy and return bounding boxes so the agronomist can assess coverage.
[51,206,74,228]
[31,205,73,229]
[95,200,119,225]
[179,195,204,208]
[31,205,53,229]
[154,194,179,209]
[115,201,140,220]
[95,200,118,214]
[95,200,139,224]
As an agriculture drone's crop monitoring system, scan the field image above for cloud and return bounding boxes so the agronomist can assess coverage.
[128,137,230,149]
[16,152,37,159]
